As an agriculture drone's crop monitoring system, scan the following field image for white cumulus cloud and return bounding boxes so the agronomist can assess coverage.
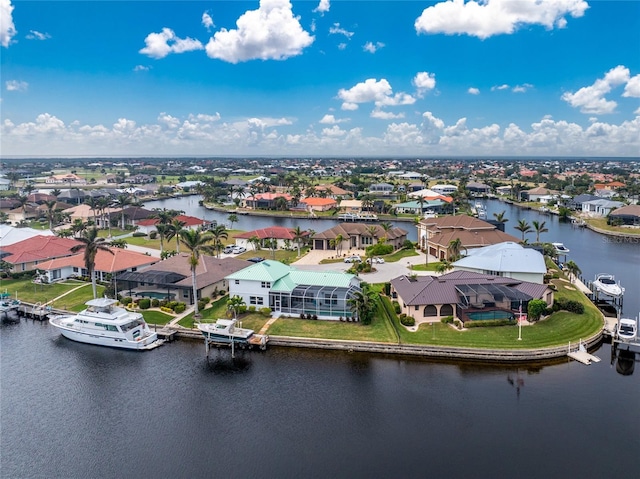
[319,114,348,124]
[371,110,405,120]
[329,23,354,38]
[1,0,17,47]
[140,28,204,59]
[5,80,27,91]
[202,12,214,30]
[25,30,51,40]
[363,41,384,53]
[622,74,640,98]
[415,0,589,39]
[338,78,415,111]
[314,0,330,14]
[468,87,480,95]
[562,65,631,114]
[413,72,436,97]
[133,65,150,72]
[205,0,314,63]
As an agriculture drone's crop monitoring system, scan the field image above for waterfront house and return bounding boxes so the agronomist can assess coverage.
[45,173,86,185]
[368,183,394,196]
[393,199,445,215]
[417,215,520,260]
[226,260,361,319]
[452,242,547,284]
[608,204,640,226]
[6,205,39,225]
[117,254,250,304]
[521,187,560,202]
[581,199,624,217]
[311,184,353,199]
[299,197,338,212]
[495,185,513,196]
[243,192,293,210]
[465,182,491,195]
[431,184,457,195]
[0,224,55,247]
[136,214,210,235]
[38,247,158,282]
[567,193,600,211]
[312,223,408,252]
[390,270,553,324]
[339,199,363,214]
[107,206,154,227]
[0,235,80,272]
[0,177,11,191]
[234,226,308,250]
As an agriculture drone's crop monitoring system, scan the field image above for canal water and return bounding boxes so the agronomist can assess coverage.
[1,320,638,479]
[145,196,640,316]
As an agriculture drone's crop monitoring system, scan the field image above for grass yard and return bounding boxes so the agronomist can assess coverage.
[383,247,419,263]
[178,295,271,331]
[410,262,446,272]
[63,284,106,311]
[1,278,84,305]
[142,310,174,325]
[97,228,130,238]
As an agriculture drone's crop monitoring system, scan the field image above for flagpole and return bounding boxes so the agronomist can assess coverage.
[518,300,522,341]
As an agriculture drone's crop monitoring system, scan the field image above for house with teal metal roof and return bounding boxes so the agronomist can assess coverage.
[226,260,361,319]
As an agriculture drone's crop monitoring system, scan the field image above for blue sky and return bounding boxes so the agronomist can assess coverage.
[1,0,639,157]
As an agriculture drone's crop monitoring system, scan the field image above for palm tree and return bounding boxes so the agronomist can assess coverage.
[447,238,465,261]
[155,224,171,253]
[71,228,113,299]
[515,219,532,242]
[334,233,344,256]
[110,239,128,249]
[435,260,452,274]
[71,219,86,237]
[227,214,239,231]
[51,188,62,197]
[493,210,508,225]
[292,226,306,257]
[44,200,58,230]
[347,286,377,324]
[167,219,186,252]
[227,295,246,322]
[564,261,581,283]
[209,224,229,257]
[84,196,100,224]
[179,229,215,318]
[96,196,112,235]
[113,193,133,229]
[248,235,260,251]
[152,207,181,225]
[532,220,548,244]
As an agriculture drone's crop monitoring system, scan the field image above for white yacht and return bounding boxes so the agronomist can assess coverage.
[198,318,267,349]
[49,298,162,350]
[617,317,637,342]
[592,274,625,298]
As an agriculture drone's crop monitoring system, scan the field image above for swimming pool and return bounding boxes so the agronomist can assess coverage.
[467,310,515,321]
[134,291,176,300]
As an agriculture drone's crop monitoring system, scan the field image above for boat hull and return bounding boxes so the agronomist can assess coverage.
[51,320,160,351]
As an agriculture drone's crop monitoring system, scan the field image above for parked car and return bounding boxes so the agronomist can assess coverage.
[247,256,265,263]
[367,257,385,264]
[223,245,234,254]
[344,255,362,263]
[232,246,247,254]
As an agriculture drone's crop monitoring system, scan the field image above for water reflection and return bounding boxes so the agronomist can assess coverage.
[612,348,637,376]
[202,352,252,375]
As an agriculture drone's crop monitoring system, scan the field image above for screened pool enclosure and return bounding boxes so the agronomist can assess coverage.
[269,283,361,318]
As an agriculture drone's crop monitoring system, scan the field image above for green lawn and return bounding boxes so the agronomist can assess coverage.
[410,262,445,272]
[142,310,174,325]
[63,284,106,312]
[383,248,419,263]
[1,278,84,305]
[97,228,129,238]
[178,295,271,331]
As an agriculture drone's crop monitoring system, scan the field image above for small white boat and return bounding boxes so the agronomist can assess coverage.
[198,318,267,348]
[552,242,570,254]
[592,274,625,298]
[616,317,637,342]
[49,298,162,350]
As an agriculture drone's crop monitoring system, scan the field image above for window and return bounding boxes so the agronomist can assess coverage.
[183,290,189,298]
[235,280,239,285]
[250,296,264,305]
[73,267,79,273]
[261,282,271,289]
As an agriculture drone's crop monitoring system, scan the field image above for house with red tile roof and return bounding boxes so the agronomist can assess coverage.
[0,235,80,272]
[299,197,337,211]
[136,214,211,235]
[38,247,158,282]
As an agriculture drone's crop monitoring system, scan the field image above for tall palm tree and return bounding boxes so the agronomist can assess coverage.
[71,219,86,237]
[71,228,113,299]
[227,213,239,231]
[168,219,186,252]
[96,196,112,235]
[334,233,344,256]
[152,207,181,225]
[248,235,260,251]
[292,226,306,257]
[84,196,100,225]
[44,200,58,230]
[447,238,465,261]
[179,229,215,318]
[532,220,548,244]
[113,193,133,229]
[515,219,532,242]
[209,224,229,257]
[155,224,171,254]
[564,260,581,284]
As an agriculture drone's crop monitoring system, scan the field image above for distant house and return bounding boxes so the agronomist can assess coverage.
[338,199,363,213]
[368,183,394,195]
[45,174,86,185]
[495,185,512,196]
[417,215,520,260]
[521,187,560,202]
[567,194,599,211]
[581,199,624,217]
[299,197,337,212]
[393,199,445,215]
[390,270,553,324]
[107,206,154,227]
[39,247,158,283]
[136,214,211,235]
[431,184,457,195]
[226,260,361,319]
[0,178,11,191]
[6,205,39,225]
[311,184,353,199]
[117,254,250,304]
[465,182,491,194]
[243,193,293,210]
[312,223,408,251]
[233,226,308,250]
[130,174,155,184]
[0,224,55,247]
[0,235,80,272]
[452,242,547,284]
[608,204,640,226]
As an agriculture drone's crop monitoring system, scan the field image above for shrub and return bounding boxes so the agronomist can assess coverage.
[248,306,256,313]
[402,240,415,250]
[392,301,401,314]
[197,300,208,311]
[173,303,186,314]
[200,296,210,304]
[400,315,415,326]
[149,231,158,239]
[159,299,169,307]
[260,307,272,317]
[132,232,146,237]
[528,299,548,321]
[454,320,462,329]
[383,282,391,296]
[465,319,515,328]
[441,315,454,324]
[121,297,132,306]
[238,305,247,314]
[339,316,344,322]
[299,313,305,319]
[312,314,318,320]
[366,243,394,256]
[138,298,151,310]
[552,298,584,314]
[151,298,160,308]
[160,306,174,314]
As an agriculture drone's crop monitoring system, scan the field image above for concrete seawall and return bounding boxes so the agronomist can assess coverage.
[173,327,604,363]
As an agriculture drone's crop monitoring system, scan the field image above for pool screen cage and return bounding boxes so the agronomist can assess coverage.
[455,283,532,311]
[270,283,361,318]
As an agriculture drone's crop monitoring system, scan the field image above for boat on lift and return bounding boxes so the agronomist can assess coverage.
[552,242,570,255]
[592,274,625,298]
[616,317,637,343]
[49,298,162,350]
[197,318,267,349]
